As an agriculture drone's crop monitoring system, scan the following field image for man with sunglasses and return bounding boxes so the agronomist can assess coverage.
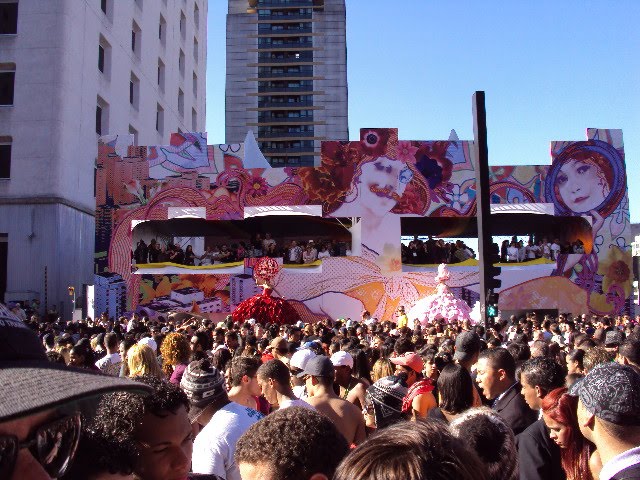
[0,303,150,479]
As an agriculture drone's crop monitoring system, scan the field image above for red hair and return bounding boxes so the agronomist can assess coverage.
[541,388,594,480]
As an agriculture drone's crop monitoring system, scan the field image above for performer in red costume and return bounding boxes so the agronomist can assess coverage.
[232,257,299,325]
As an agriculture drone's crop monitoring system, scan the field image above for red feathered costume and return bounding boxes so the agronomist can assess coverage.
[231,286,298,326]
[231,257,298,325]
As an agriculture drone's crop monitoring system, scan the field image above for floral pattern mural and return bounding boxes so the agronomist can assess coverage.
[94,128,631,321]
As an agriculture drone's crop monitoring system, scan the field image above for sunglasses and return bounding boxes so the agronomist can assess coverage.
[0,412,81,479]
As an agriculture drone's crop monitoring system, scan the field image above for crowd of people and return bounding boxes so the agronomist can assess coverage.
[500,236,586,263]
[133,233,352,266]
[401,235,588,265]
[402,237,477,264]
[2,302,640,480]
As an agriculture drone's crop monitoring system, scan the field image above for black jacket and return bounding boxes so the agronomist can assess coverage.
[516,418,566,480]
[493,382,537,436]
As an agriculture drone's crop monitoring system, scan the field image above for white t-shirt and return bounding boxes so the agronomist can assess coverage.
[292,385,309,400]
[192,402,264,480]
[95,352,122,376]
[507,246,519,262]
[550,243,561,258]
[279,398,315,410]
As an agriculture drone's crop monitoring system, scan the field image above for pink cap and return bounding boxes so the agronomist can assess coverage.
[390,352,423,373]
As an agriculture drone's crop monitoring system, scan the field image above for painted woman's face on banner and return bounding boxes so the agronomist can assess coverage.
[359,156,402,214]
[556,159,609,213]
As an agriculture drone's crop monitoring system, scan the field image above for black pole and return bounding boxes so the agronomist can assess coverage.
[472,92,493,330]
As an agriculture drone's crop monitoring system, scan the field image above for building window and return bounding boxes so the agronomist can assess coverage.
[0,64,16,106]
[98,45,105,72]
[159,14,166,45]
[180,11,186,39]
[0,2,18,35]
[178,88,184,117]
[100,0,112,20]
[193,36,198,61]
[131,21,141,57]
[96,97,108,135]
[179,49,185,76]
[0,138,11,179]
[129,72,139,109]
[192,108,197,132]
[192,71,197,98]
[128,125,138,146]
[194,2,199,30]
[98,36,111,77]
[156,104,164,133]
[157,58,165,91]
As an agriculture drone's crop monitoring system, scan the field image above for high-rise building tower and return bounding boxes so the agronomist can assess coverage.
[0,0,207,314]
[226,0,348,167]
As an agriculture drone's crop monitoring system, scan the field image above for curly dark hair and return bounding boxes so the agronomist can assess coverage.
[235,406,349,480]
[78,376,189,476]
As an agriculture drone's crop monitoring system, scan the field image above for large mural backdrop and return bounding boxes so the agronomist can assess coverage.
[94,128,631,321]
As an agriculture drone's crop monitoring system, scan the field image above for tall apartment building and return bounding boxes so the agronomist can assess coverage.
[226,0,348,167]
[0,0,207,314]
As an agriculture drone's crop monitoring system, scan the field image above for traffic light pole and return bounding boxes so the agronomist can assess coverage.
[472,92,495,330]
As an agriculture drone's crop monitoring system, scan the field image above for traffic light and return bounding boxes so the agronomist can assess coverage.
[68,286,75,296]
[487,263,502,290]
[487,291,499,318]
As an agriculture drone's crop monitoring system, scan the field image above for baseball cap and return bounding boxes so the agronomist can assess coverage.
[604,330,624,347]
[454,331,481,362]
[569,362,640,426]
[290,349,316,371]
[138,336,157,354]
[297,355,334,378]
[180,359,227,423]
[0,303,150,422]
[298,340,323,354]
[390,352,424,373]
[330,351,354,369]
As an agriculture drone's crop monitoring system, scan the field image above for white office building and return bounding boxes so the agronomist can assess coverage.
[0,0,207,315]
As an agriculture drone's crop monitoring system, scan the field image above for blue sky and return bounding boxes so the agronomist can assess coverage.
[206,1,640,222]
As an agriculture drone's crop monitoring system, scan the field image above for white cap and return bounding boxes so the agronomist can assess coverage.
[247,318,256,326]
[330,351,353,369]
[290,349,316,370]
[138,336,157,354]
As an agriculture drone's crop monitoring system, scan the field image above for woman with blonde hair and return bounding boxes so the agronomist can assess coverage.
[127,343,163,379]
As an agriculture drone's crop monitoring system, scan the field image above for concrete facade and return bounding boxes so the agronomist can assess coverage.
[225,0,348,167]
[0,0,207,315]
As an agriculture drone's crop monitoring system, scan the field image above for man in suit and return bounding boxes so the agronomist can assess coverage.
[574,363,640,480]
[517,357,567,480]
[476,347,537,435]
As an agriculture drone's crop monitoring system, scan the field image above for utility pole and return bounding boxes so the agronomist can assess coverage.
[472,92,501,330]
